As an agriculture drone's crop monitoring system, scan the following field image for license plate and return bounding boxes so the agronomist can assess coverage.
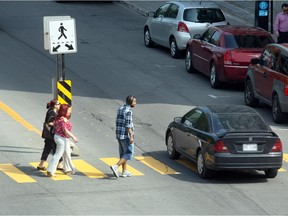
[243,144,257,151]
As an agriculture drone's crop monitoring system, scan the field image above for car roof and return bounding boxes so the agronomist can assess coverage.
[201,104,259,115]
[266,43,288,56]
[167,1,220,8]
[212,25,270,35]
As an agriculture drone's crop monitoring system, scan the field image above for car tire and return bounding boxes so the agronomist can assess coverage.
[197,150,212,179]
[264,168,278,178]
[210,63,221,89]
[244,79,259,107]
[185,48,195,73]
[170,38,181,59]
[166,132,181,159]
[272,94,286,123]
[144,28,154,47]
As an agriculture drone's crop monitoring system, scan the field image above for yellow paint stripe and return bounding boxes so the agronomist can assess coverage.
[279,168,286,172]
[0,101,41,136]
[29,162,72,181]
[100,157,144,176]
[177,158,197,172]
[134,156,179,175]
[283,153,288,163]
[58,83,72,100]
[73,159,107,178]
[0,164,36,183]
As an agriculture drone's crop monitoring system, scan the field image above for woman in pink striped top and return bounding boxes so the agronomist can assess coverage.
[47,104,78,177]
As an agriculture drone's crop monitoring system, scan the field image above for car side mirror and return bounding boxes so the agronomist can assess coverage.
[250,58,260,65]
[174,117,182,124]
[193,34,201,39]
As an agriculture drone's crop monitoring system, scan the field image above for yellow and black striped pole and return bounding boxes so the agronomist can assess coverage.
[57,80,72,105]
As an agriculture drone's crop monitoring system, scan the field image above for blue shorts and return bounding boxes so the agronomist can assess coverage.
[118,138,134,160]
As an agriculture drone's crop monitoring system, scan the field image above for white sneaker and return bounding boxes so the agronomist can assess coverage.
[110,165,119,178]
[122,170,133,178]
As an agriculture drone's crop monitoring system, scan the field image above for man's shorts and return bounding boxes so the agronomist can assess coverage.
[118,138,134,160]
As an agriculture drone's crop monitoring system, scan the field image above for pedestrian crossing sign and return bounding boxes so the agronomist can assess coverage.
[48,18,77,55]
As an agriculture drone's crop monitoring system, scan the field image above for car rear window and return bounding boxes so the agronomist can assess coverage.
[183,8,226,23]
[213,113,270,133]
[224,34,273,48]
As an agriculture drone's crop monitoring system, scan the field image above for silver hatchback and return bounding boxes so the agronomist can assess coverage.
[144,1,228,58]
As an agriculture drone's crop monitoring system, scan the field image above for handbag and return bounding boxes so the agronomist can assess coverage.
[69,140,80,156]
[41,122,53,140]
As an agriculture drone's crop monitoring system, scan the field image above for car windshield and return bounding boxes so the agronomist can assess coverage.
[183,8,225,23]
[213,113,270,133]
[224,34,273,48]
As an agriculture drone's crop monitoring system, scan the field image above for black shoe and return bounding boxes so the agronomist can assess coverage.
[37,166,46,171]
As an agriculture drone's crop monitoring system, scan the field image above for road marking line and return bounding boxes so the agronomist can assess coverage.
[29,162,72,181]
[0,101,41,136]
[176,158,197,172]
[279,168,286,172]
[73,159,107,178]
[100,157,144,176]
[0,164,36,183]
[283,153,288,163]
[134,156,179,175]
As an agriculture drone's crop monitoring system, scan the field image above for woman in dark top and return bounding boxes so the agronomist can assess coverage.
[37,99,62,170]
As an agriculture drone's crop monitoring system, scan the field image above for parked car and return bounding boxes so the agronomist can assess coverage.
[185,25,275,88]
[244,43,288,123]
[144,1,228,58]
[165,105,283,179]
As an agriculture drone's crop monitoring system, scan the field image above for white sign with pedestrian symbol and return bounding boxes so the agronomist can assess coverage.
[48,19,77,54]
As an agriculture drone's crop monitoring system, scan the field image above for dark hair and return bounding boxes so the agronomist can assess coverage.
[56,104,71,120]
[282,3,288,8]
[126,95,135,105]
[46,99,58,109]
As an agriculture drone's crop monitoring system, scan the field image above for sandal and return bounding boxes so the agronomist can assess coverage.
[57,167,64,171]
[37,166,46,171]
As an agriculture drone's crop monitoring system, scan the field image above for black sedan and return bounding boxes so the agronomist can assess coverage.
[165,105,283,179]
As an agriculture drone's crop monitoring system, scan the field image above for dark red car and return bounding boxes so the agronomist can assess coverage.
[185,25,274,88]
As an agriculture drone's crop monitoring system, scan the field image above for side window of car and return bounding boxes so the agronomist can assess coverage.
[209,31,221,46]
[202,29,215,42]
[260,49,272,67]
[155,3,170,18]
[184,110,209,132]
[279,54,288,75]
[167,4,178,19]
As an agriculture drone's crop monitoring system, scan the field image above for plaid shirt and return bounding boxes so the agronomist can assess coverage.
[116,104,134,140]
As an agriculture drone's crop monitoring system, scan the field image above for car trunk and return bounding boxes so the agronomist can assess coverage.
[222,132,278,154]
[229,49,262,66]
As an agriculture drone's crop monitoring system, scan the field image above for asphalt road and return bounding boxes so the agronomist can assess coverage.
[0,1,287,215]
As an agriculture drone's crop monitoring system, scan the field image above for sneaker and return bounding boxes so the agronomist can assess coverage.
[110,165,119,178]
[122,170,133,178]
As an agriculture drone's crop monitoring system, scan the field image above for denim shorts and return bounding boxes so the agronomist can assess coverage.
[118,138,134,160]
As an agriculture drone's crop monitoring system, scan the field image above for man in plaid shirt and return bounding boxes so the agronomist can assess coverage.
[110,95,137,178]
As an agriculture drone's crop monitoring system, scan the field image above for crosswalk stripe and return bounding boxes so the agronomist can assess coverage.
[100,157,144,176]
[0,164,36,183]
[134,156,179,175]
[29,162,72,181]
[283,153,288,163]
[176,158,197,172]
[279,168,286,172]
[73,159,107,178]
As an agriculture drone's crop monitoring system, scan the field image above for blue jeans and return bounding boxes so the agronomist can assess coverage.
[118,138,134,160]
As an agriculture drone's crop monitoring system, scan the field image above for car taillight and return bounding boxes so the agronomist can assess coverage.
[213,140,228,152]
[223,50,232,65]
[284,84,288,96]
[177,22,189,33]
[271,139,282,152]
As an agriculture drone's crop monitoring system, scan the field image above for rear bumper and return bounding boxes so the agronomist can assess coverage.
[208,152,283,170]
[222,65,248,82]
